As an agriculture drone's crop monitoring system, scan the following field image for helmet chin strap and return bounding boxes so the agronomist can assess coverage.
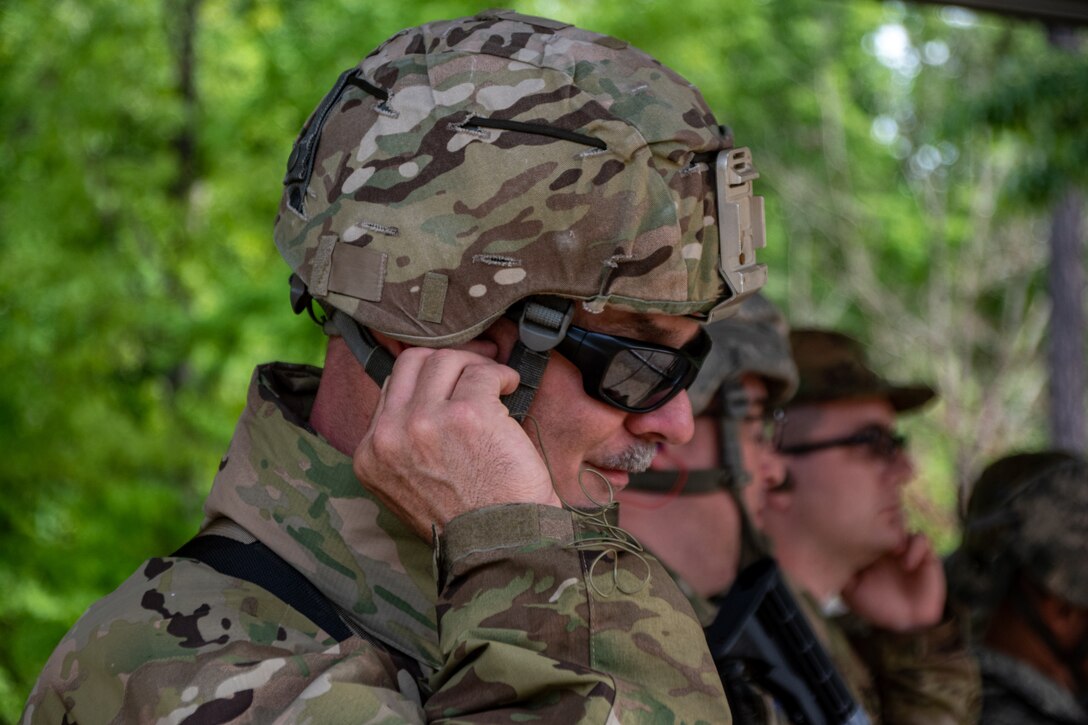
[291,275,572,421]
[500,297,574,421]
[290,273,396,387]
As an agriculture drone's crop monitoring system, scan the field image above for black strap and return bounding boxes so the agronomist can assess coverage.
[500,341,550,421]
[500,297,574,421]
[173,535,352,642]
[329,308,396,387]
[626,468,731,495]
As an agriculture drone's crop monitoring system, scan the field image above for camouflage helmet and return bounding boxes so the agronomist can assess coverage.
[947,450,1088,615]
[685,292,797,416]
[274,10,766,349]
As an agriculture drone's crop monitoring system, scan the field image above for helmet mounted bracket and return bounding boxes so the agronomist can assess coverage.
[707,147,768,322]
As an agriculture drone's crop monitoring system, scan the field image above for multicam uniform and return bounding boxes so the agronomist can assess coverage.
[672,553,980,725]
[975,647,1088,724]
[806,594,981,724]
[947,451,1088,725]
[23,364,729,723]
[26,9,770,722]
[629,301,979,724]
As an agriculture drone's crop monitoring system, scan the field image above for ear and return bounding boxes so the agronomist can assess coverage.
[477,316,518,365]
[369,329,409,357]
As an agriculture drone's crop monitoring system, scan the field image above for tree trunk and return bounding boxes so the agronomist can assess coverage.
[1046,24,1086,453]
[1047,188,1086,451]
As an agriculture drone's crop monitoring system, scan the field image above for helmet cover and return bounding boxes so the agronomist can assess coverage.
[274,10,767,347]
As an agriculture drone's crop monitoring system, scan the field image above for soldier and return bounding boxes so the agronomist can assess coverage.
[617,292,795,604]
[765,329,979,723]
[21,11,770,723]
[622,312,981,724]
[947,451,1088,724]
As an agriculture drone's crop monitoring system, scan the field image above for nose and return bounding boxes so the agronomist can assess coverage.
[889,449,916,486]
[761,446,788,490]
[625,390,695,446]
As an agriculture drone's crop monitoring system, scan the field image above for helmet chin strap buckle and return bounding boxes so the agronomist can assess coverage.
[501,297,574,421]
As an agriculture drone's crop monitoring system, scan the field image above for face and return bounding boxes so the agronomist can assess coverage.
[772,398,914,567]
[736,374,787,528]
[521,306,700,508]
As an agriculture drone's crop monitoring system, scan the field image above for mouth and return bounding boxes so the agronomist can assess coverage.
[881,504,906,526]
[587,466,631,491]
[571,465,633,505]
[580,443,655,498]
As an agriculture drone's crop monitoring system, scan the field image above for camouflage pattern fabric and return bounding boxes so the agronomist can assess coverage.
[974,646,1088,725]
[275,10,766,348]
[22,364,731,723]
[666,556,980,725]
[787,329,934,413]
[686,292,798,416]
[947,450,1088,623]
[831,599,981,725]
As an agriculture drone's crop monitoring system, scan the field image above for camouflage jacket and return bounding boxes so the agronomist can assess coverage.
[975,646,1087,724]
[23,363,730,724]
[803,593,980,725]
[678,569,979,724]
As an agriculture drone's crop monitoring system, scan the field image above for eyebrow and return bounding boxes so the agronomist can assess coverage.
[610,315,686,346]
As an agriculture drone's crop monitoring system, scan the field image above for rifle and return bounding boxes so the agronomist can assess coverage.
[705,557,870,725]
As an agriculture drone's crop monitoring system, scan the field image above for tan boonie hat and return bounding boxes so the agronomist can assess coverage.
[787,329,935,412]
[947,451,1088,613]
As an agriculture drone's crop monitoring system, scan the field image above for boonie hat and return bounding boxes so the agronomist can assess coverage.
[787,329,935,412]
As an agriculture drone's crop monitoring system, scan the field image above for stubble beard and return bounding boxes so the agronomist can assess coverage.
[589,441,658,474]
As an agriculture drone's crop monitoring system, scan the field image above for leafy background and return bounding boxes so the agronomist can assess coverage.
[1,0,1085,718]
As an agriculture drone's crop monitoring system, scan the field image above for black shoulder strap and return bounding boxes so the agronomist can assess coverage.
[173,534,352,642]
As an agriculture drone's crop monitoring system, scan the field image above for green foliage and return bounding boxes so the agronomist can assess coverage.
[0,0,1081,719]
[963,51,1088,203]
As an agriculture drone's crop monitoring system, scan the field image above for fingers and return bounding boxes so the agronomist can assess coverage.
[352,341,554,540]
[380,347,432,418]
[449,360,520,401]
[388,348,519,409]
[456,339,499,359]
[901,533,934,572]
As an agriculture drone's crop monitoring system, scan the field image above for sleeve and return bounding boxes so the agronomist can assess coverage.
[428,503,731,724]
[20,560,431,725]
[845,613,982,725]
[24,505,733,725]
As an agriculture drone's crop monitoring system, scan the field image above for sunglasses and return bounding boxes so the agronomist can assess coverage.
[777,424,907,462]
[554,324,711,413]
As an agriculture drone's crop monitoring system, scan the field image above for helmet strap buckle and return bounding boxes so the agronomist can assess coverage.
[500,297,574,421]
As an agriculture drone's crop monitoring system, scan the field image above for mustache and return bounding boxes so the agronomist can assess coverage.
[588,441,658,473]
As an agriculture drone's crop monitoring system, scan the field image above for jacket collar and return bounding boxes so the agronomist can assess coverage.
[202,363,441,670]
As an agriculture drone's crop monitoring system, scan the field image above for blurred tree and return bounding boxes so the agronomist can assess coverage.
[0,0,1082,719]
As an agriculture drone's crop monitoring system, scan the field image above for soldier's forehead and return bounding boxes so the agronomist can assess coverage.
[577,307,699,347]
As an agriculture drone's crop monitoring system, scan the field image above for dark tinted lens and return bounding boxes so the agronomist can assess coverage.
[600,347,689,410]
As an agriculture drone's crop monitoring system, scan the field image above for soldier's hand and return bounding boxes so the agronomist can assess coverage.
[841,533,946,632]
[352,344,560,542]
